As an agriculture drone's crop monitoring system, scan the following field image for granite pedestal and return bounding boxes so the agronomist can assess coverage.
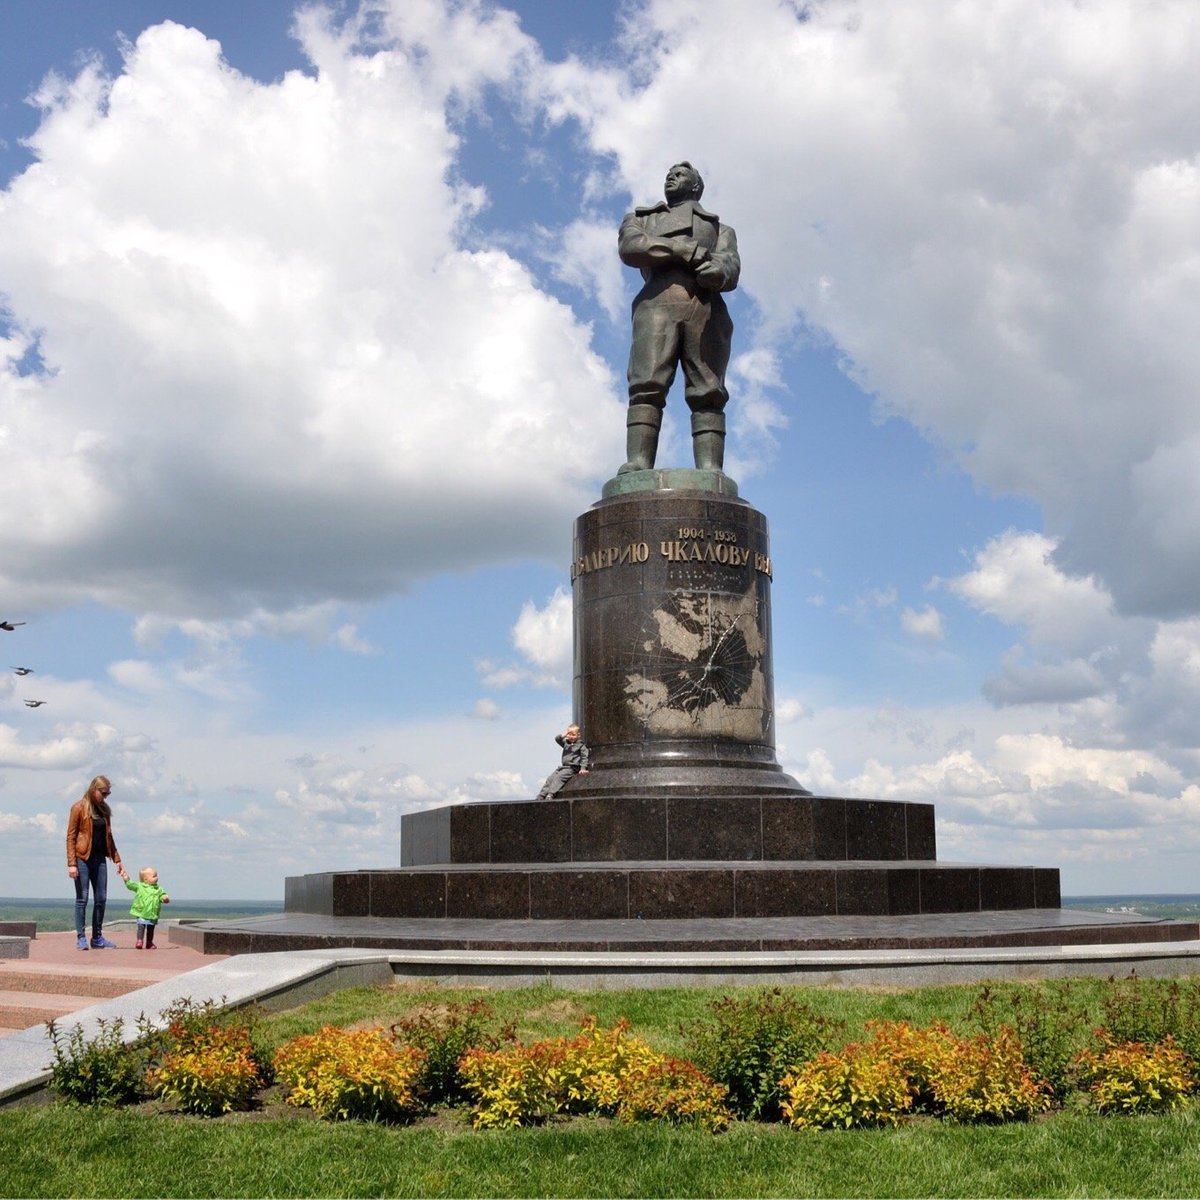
[273,477,1066,952]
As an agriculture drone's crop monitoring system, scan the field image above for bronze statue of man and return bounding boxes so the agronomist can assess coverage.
[617,162,741,473]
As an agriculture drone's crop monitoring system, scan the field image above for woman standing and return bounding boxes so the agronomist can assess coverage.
[66,775,123,951]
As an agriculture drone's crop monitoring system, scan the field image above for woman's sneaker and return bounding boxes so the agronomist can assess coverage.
[90,935,117,949]
[76,936,89,951]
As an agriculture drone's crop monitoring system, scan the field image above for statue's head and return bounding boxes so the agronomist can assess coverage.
[664,162,704,204]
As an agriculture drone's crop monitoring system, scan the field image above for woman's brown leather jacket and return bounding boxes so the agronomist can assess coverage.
[66,800,121,869]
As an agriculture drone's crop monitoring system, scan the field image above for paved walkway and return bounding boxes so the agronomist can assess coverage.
[0,925,226,1035]
[20,925,220,971]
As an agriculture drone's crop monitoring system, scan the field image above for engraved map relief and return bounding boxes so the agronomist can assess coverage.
[624,591,769,739]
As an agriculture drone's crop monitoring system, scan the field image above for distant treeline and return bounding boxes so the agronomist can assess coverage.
[0,896,283,933]
[1063,895,1200,920]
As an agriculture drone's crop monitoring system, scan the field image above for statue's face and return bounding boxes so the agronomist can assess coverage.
[664,164,699,203]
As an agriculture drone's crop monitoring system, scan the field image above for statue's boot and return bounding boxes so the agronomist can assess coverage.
[617,403,661,473]
[691,410,726,471]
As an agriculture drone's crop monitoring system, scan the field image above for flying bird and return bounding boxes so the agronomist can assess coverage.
[0,621,26,631]
[11,667,33,676]
[23,699,46,708]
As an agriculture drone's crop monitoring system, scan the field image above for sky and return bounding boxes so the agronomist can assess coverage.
[1,0,1199,901]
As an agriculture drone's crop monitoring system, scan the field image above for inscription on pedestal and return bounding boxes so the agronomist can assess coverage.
[573,492,777,761]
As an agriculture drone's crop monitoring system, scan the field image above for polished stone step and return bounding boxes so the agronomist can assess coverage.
[401,794,935,867]
[286,860,1060,922]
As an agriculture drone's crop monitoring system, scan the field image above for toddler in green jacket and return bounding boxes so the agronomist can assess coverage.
[118,864,170,949]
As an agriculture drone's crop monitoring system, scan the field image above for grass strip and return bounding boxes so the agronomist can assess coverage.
[3,1106,1200,1197]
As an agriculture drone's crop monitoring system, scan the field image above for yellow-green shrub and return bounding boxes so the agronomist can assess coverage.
[459,1017,657,1128]
[457,1039,560,1129]
[458,1017,728,1131]
[928,1026,1049,1122]
[862,1020,946,1110]
[781,1021,1050,1130]
[558,1017,663,1114]
[148,1023,262,1116]
[273,1025,426,1122]
[780,1044,912,1129]
[617,1056,731,1132]
[869,1020,1050,1123]
[1075,1036,1195,1115]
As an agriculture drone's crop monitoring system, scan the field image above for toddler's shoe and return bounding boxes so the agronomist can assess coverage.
[76,935,89,951]
[90,935,118,949]
[135,939,143,949]
[146,943,157,950]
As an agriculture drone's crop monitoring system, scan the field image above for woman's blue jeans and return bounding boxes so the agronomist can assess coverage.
[73,855,107,939]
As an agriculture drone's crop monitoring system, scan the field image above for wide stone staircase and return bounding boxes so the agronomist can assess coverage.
[0,962,163,1034]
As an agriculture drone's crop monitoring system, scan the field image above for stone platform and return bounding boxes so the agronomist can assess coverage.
[282,789,1061,932]
[170,908,1199,957]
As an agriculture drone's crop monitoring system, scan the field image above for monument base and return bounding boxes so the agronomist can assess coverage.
[283,859,1060,923]
[267,793,1059,924]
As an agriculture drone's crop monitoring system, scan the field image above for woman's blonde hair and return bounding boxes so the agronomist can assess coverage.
[84,775,112,820]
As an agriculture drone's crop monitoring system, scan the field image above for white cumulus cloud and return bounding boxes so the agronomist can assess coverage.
[0,11,623,620]
[901,605,944,643]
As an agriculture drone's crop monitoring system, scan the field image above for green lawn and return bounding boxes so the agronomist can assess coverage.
[253,977,1083,1051]
[5,977,1200,1198]
[3,1106,1199,1197]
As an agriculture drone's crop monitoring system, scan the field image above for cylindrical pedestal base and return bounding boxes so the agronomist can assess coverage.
[572,487,806,794]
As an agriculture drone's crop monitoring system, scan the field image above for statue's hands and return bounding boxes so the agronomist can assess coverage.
[695,260,724,287]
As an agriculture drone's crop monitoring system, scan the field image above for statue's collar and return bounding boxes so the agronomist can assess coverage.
[635,199,719,221]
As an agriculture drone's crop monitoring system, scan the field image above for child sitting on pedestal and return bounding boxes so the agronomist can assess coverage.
[535,723,590,800]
